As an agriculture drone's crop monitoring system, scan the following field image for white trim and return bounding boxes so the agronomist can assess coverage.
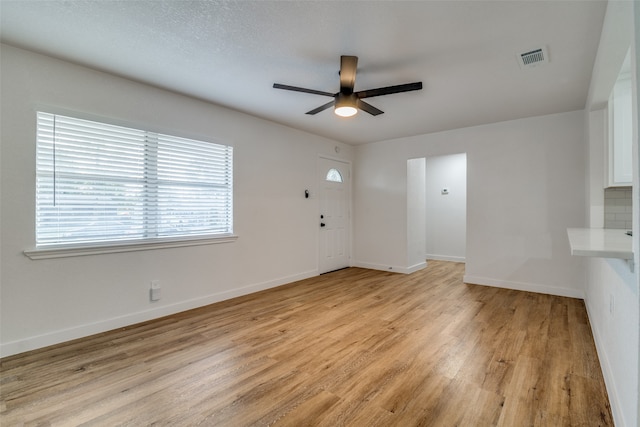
[405,261,427,274]
[584,297,625,427]
[463,275,584,299]
[24,234,238,260]
[318,154,352,165]
[352,261,426,275]
[426,254,466,263]
[0,269,317,358]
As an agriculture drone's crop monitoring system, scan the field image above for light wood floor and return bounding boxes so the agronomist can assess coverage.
[1,261,612,426]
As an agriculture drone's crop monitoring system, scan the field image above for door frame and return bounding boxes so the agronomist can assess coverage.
[317,155,353,274]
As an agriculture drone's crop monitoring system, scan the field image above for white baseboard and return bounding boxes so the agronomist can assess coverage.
[426,254,466,263]
[462,275,584,299]
[0,270,317,358]
[352,261,426,274]
[584,297,625,427]
[405,261,427,274]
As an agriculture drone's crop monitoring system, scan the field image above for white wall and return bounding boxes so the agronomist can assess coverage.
[587,109,606,227]
[425,153,466,262]
[582,1,640,426]
[585,257,637,427]
[354,110,586,298]
[0,44,353,357]
[406,158,426,271]
[351,143,409,272]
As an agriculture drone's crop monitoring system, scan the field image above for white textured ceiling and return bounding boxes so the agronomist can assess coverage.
[0,0,606,145]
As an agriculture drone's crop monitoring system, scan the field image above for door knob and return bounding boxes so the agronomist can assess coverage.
[320,223,326,227]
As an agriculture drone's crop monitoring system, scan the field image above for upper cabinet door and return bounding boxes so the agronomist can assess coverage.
[607,48,633,187]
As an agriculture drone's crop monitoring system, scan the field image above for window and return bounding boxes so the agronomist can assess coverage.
[325,168,343,183]
[34,112,233,249]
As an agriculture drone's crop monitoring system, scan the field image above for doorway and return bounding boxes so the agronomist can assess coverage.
[425,153,467,262]
[318,157,351,274]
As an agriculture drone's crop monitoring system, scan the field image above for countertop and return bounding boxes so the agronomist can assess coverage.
[567,228,633,260]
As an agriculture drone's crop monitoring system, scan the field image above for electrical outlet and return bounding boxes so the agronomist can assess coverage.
[609,294,614,315]
[150,280,161,302]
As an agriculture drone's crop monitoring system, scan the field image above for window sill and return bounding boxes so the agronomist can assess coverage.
[24,234,239,260]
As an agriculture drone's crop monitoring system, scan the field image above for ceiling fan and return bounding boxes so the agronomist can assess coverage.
[273,55,422,118]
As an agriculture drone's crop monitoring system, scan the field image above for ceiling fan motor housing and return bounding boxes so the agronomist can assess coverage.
[336,93,357,107]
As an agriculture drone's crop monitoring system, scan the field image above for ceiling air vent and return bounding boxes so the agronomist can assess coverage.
[517,46,549,69]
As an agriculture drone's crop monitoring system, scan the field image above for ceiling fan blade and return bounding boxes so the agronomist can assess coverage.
[356,82,423,99]
[357,99,384,116]
[340,55,358,94]
[306,100,335,115]
[273,83,335,97]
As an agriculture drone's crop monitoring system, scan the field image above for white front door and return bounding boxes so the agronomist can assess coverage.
[318,157,350,274]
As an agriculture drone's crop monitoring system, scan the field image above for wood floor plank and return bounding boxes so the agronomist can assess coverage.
[271,389,341,427]
[0,260,612,426]
[497,356,544,426]
[390,372,454,426]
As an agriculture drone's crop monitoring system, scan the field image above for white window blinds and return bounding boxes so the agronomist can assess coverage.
[36,112,233,247]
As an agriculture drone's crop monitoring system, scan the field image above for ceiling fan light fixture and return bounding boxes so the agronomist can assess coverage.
[334,94,358,117]
[335,105,358,117]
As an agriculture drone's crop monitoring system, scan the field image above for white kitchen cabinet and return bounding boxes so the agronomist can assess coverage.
[607,50,632,187]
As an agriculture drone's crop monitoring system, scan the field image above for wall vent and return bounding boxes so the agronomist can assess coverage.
[517,46,549,69]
